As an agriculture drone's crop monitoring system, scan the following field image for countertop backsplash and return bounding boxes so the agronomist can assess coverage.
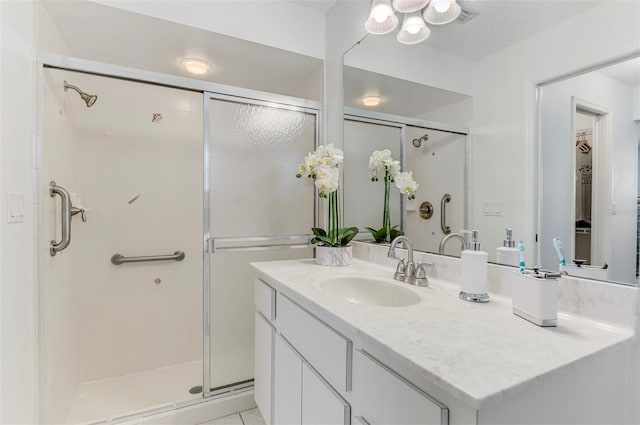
[352,241,639,330]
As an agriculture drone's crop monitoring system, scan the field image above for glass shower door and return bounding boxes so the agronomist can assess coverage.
[204,93,317,395]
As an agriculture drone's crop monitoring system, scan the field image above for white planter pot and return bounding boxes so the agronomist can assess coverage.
[315,245,352,267]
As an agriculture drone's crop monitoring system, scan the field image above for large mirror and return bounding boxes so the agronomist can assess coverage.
[538,57,640,284]
[342,0,640,286]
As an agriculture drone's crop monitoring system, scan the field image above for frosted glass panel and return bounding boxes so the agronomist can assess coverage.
[209,248,312,389]
[343,120,402,233]
[208,98,316,389]
[210,100,315,237]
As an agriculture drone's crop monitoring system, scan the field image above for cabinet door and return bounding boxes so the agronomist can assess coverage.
[274,334,303,425]
[302,363,350,425]
[353,350,447,425]
[254,312,274,425]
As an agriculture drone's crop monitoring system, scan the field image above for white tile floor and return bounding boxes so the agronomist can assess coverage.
[66,360,202,424]
[202,408,266,425]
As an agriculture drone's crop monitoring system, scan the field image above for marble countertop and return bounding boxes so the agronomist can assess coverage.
[251,258,635,409]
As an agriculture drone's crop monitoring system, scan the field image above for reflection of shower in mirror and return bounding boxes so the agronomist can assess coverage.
[412,134,428,147]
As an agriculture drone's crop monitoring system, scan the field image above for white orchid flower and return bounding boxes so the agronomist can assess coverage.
[368,149,400,180]
[394,171,419,199]
[314,165,339,196]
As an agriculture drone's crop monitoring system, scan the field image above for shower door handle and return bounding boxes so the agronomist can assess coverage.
[440,193,452,235]
[49,181,72,256]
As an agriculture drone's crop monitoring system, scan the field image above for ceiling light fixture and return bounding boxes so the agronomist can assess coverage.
[362,96,382,107]
[365,0,399,34]
[392,0,429,14]
[397,12,431,45]
[365,0,463,44]
[180,58,212,75]
[423,0,461,25]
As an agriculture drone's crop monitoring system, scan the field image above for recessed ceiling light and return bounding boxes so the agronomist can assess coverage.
[362,96,382,107]
[180,58,212,75]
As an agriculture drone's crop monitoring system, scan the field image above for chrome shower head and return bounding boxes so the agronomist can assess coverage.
[412,134,429,148]
[64,80,97,107]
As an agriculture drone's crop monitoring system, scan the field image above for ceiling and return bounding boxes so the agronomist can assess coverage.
[599,57,640,87]
[43,1,324,100]
[286,0,338,14]
[344,66,470,119]
[350,0,603,62]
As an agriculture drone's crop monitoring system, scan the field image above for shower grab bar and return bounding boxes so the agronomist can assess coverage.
[111,251,185,265]
[50,181,72,256]
[208,234,312,253]
[440,193,452,235]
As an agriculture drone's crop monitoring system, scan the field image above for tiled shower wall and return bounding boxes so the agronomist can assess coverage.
[72,71,204,381]
[43,68,204,407]
[43,68,82,424]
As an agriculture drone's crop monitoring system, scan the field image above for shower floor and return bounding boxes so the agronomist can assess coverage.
[66,360,203,424]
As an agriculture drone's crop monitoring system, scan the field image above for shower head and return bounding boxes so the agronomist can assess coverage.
[412,134,429,148]
[64,80,97,107]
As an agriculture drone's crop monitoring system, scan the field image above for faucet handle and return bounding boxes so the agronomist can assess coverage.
[393,258,407,282]
[413,261,431,287]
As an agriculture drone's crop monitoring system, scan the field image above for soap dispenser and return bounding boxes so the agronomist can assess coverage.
[460,230,490,303]
[496,228,520,267]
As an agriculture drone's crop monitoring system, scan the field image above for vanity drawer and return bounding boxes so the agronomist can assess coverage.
[255,279,276,321]
[276,294,352,393]
[353,350,448,425]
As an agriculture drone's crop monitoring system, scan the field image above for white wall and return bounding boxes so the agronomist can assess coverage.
[0,1,38,423]
[471,1,640,266]
[633,86,640,121]
[325,0,370,147]
[344,34,473,97]
[89,0,326,60]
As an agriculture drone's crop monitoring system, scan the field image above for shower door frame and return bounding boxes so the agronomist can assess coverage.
[35,53,322,423]
[202,91,320,398]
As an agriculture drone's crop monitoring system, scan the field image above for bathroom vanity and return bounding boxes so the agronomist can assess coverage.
[252,254,635,425]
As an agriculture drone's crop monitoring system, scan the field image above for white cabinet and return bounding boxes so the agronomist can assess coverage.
[254,312,274,425]
[302,363,350,425]
[255,287,446,425]
[273,333,303,425]
[277,295,352,392]
[353,350,448,425]
[273,333,350,425]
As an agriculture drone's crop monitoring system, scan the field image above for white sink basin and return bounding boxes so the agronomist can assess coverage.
[318,277,421,307]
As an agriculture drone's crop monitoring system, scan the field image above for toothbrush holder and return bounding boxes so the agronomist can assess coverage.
[511,271,559,327]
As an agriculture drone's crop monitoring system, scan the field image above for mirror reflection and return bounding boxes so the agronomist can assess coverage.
[343,1,639,286]
[539,57,640,284]
[343,34,471,257]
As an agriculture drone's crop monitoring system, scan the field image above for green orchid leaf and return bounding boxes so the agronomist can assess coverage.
[339,227,359,245]
[311,227,327,237]
[390,227,404,240]
[312,235,336,246]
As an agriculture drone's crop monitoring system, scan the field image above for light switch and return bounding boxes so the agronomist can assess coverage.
[483,201,503,217]
[6,193,24,223]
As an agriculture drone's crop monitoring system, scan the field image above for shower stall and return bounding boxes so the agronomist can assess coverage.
[38,59,317,424]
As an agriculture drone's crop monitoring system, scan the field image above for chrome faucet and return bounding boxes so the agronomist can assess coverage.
[438,232,469,255]
[388,236,430,287]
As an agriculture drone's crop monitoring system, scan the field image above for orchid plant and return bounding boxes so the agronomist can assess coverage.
[296,144,358,247]
[366,149,418,243]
